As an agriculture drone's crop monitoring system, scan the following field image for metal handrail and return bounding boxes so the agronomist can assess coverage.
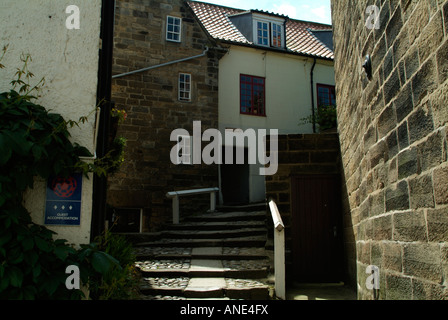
[268,198,286,300]
[166,187,219,224]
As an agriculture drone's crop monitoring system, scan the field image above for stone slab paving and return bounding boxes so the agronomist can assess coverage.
[191,247,222,256]
[135,259,191,271]
[184,277,227,298]
[133,209,273,300]
[134,247,192,257]
[189,259,224,272]
[138,276,271,300]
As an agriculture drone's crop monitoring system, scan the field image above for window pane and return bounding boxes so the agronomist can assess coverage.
[240,75,265,116]
[167,16,181,42]
[317,85,336,107]
[256,21,269,46]
[179,73,191,101]
[272,24,281,47]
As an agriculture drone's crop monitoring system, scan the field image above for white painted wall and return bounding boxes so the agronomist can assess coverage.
[218,45,335,203]
[219,45,335,134]
[0,0,102,245]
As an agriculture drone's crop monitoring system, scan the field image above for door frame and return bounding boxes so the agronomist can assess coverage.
[219,146,250,205]
[290,174,343,283]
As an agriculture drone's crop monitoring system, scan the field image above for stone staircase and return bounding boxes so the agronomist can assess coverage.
[128,206,274,300]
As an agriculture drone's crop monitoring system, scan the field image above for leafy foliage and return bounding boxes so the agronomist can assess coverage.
[99,136,127,175]
[88,230,140,300]
[0,49,133,299]
[299,104,337,132]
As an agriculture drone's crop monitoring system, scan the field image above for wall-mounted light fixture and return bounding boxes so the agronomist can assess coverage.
[362,55,372,80]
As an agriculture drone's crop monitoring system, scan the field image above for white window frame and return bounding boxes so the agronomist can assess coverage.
[252,14,285,49]
[271,22,284,48]
[255,20,269,47]
[177,135,192,165]
[179,73,192,102]
[166,16,182,42]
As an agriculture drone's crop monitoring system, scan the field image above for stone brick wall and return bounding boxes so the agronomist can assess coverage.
[265,134,342,281]
[332,0,448,299]
[108,0,220,231]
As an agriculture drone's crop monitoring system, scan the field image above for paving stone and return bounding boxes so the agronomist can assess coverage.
[192,247,223,256]
[190,259,224,272]
[134,209,272,300]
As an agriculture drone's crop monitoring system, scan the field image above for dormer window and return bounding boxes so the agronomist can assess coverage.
[228,11,286,49]
[256,21,269,46]
[252,14,285,48]
[254,17,285,48]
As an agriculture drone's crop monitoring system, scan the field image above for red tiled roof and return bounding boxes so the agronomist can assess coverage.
[187,1,334,60]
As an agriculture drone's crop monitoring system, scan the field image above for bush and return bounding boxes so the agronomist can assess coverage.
[0,48,135,300]
[299,105,337,132]
[88,230,140,300]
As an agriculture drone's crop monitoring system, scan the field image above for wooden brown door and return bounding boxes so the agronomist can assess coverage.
[291,175,343,283]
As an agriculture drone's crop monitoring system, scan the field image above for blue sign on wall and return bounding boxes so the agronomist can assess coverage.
[45,173,83,226]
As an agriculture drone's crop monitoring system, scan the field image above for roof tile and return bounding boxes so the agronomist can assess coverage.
[187,1,334,59]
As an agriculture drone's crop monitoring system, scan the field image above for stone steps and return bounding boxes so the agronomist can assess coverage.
[133,209,274,300]
[134,237,268,248]
[139,277,270,300]
[136,259,269,278]
[185,211,267,222]
[165,220,266,231]
[135,246,268,260]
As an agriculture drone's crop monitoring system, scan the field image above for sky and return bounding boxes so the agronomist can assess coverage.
[194,0,332,25]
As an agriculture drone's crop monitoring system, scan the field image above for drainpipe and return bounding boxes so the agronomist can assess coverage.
[91,0,115,241]
[112,46,210,79]
[310,57,317,133]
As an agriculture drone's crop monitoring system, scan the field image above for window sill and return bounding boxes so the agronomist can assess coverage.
[240,112,267,117]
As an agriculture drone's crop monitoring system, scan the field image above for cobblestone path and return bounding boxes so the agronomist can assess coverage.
[127,208,275,300]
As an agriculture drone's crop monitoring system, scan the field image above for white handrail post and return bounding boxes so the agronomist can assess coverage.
[173,195,180,224]
[210,191,216,212]
[269,199,286,300]
[167,188,219,224]
[274,221,285,300]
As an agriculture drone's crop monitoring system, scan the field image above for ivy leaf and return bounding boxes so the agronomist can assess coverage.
[0,231,12,247]
[24,250,38,267]
[34,236,52,253]
[22,285,37,300]
[91,251,119,274]
[4,131,32,156]
[7,246,24,265]
[0,133,12,165]
[8,266,23,288]
[31,144,44,161]
[21,237,34,251]
[54,246,74,261]
[32,263,41,278]
[0,274,9,292]
[42,274,61,296]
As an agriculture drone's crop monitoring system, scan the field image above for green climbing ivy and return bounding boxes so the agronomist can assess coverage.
[0,47,130,299]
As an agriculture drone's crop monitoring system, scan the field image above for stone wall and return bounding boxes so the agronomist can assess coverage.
[0,0,102,245]
[332,0,448,299]
[108,0,220,231]
[265,134,342,281]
